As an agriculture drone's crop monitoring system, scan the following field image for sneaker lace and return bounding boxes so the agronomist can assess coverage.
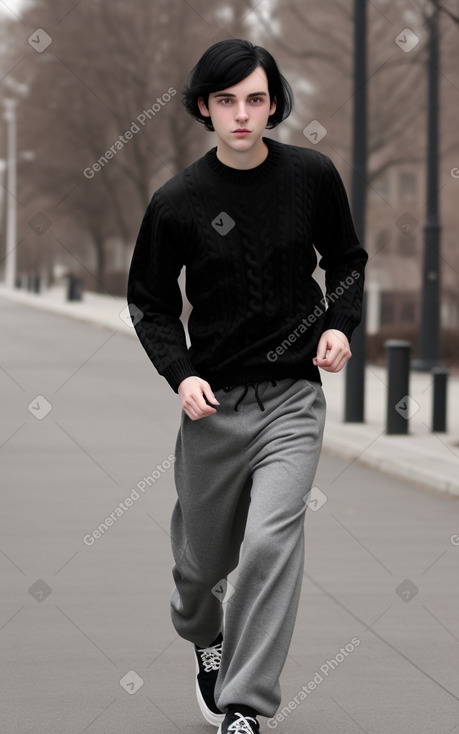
[228,713,258,733]
[199,643,222,672]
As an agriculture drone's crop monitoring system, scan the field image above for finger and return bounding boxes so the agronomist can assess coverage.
[182,399,198,420]
[315,344,340,370]
[184,403,213,420]
[203,388,220,406]
[313,349,330,366]
[180,395,201,420]
[188,379,219,407]
[190,411,212,420]
[322,350,350,373]
[326,348,344,371]
[314,336,329,362]
[188,393,217,419]
[193,388,218,412]
[314,349,332,367]
[196,404,218,418]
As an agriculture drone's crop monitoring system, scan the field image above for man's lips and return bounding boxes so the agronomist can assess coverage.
[232,129,251,136]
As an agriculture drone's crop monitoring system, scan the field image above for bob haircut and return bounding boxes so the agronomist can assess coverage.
[182,39,294,132]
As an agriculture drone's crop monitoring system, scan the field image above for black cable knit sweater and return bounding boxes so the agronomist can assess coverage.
[127,137,368,393]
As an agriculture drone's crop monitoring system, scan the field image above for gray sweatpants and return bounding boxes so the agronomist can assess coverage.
[170,377,326,717]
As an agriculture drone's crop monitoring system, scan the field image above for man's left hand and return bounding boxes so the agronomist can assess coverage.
[313,329,351,373]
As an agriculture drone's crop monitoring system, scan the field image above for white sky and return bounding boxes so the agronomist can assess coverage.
[0,0,27,18]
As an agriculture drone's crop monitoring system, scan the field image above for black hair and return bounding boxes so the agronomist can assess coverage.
[182,39,294,132]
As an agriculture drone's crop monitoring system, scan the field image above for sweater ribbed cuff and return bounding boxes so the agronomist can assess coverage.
[162,358,200,393]
[323,313,357,341]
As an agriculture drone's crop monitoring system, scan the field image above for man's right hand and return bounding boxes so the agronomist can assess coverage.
[177,376,220,420]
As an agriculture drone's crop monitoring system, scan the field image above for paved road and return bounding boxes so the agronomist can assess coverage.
[1,298,459,734]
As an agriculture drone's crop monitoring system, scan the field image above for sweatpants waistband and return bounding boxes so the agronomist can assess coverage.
[221,380,278,412]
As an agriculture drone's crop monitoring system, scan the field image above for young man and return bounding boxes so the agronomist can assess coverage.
[128,39,367,734]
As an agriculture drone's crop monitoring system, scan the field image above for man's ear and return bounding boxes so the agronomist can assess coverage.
[269,95,277,116]
[197,96,211,118]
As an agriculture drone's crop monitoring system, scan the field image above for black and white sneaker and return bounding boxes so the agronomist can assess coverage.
[194,633,225,726]
[217,711,260,734]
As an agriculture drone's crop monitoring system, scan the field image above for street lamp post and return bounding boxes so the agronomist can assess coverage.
[3,97,18,289]
[344,0,368,422]
[412,3,441,370]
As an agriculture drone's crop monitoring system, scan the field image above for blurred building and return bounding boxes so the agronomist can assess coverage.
[367,164,459,334]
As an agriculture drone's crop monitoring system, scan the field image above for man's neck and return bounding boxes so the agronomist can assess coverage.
[215,138,269,170]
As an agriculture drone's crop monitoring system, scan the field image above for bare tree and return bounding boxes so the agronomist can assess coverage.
[11,0,269,290]
[15,0,246,289]
[8,0,457,295]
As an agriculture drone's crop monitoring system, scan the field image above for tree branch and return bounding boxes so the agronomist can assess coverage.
[431,0,459,24]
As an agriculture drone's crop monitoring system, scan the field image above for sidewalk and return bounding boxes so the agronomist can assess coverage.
[2,283,458,497]
[3,298,458,734]
[0,283,135,335]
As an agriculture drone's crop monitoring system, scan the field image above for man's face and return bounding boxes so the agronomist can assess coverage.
[198,67,276,155]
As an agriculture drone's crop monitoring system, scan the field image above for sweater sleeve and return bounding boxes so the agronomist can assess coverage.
[127,190,199,392]
[312,155,368,341]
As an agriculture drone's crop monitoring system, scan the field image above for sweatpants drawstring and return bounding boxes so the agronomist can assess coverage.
[223,380,277,412]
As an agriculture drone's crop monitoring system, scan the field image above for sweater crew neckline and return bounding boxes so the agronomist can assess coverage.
[205,137,282,184]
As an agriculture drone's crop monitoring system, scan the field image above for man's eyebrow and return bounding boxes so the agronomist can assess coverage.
[212,91,268,98]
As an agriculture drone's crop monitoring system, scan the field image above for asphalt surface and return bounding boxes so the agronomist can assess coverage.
[1,298,459,734]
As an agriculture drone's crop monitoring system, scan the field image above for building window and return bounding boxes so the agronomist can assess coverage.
[397,230,417,256]
[398,171,417,202]
[373,172,390,200]
[381,293,395,325]
[375,228,391,253]
[380,292,418,327]
[401,300,417,324]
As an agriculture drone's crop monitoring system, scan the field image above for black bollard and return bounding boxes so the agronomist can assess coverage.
[385,340,412,435]
[431,367,448,432]
[67,274,83,302]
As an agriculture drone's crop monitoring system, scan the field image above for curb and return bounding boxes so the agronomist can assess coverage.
[322,433,459,498]
[2,286,459,500]
[0,286,135,337]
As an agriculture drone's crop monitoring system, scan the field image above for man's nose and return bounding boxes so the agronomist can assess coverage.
[235,103,249,121]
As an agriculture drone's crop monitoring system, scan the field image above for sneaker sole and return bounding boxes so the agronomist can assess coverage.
[194,651,225,727]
